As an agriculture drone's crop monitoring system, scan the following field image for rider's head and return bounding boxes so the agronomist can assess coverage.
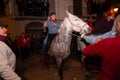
[50,12,56,20]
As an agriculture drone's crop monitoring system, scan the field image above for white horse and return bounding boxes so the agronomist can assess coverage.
[48,11,92,80]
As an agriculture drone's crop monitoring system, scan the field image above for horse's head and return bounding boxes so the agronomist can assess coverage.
[65,10,92,37]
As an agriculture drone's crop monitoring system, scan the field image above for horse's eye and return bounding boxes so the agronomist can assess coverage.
[74,19,78,21]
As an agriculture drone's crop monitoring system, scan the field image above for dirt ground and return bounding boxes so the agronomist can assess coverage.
[16,54,99,80]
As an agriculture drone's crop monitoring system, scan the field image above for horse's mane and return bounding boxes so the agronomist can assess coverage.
[55,19,73,42]
[49,19,73,59]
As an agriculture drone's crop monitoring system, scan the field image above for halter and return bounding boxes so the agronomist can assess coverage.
[67,17,87,33]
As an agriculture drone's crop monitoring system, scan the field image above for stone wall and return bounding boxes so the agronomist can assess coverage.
[13,17,46,37]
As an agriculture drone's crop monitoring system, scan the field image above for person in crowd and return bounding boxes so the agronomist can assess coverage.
[0,22,21,80]
[4,33,20,60]
[83,30,116,44]
[18,33,30,61]
[13,36,20,59]
[94,7,114,35]
[42,13,60,68]
[83,14,120,44]
[25,33,31,55]
[82,14,120,80]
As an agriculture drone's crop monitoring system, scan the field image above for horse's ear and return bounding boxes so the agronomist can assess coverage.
[66,10,73,17]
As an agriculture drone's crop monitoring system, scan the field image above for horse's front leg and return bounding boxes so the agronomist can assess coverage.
[56,58,64,80]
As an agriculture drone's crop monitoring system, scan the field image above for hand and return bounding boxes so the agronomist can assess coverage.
[43,21,47,27]
[95,37,103,43]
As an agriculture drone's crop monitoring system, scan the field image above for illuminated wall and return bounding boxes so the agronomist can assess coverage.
[55,0,73,20]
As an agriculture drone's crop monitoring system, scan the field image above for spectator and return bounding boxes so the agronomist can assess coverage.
[4,33,20,59]
[82,14,120,80]
[83,30,116,44]
[18,33,30,61]
[94,7,114,34]
[0,22,21,80]
[83,15,120,44]
[13,36,20,58]
[26,33,31,55]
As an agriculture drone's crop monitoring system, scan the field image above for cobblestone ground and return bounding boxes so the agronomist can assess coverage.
[16,54,99,80]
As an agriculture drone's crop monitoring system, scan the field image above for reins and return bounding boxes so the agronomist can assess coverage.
[70,33,82,40]
[71,33,80,37]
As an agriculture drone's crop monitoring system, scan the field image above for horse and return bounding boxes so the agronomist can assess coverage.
[48,10,92,80]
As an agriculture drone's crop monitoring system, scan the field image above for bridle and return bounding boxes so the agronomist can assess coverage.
[67,17,87,33]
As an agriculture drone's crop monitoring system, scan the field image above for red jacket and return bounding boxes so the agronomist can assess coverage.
[17,36,30,48]
[82,36,120,80]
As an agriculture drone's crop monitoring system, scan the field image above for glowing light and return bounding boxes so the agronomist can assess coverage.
[114,8,118,12]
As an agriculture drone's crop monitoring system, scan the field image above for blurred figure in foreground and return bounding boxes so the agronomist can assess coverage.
[0,22,21,80]
[82,14,120,80]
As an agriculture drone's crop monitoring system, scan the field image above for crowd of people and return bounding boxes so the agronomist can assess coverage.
[7,12,60,68]
[16,0,50,16]
[13,32,45,61]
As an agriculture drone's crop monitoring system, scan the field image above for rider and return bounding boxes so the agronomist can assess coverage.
[44,13,60,54]
[43,12,60,68]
